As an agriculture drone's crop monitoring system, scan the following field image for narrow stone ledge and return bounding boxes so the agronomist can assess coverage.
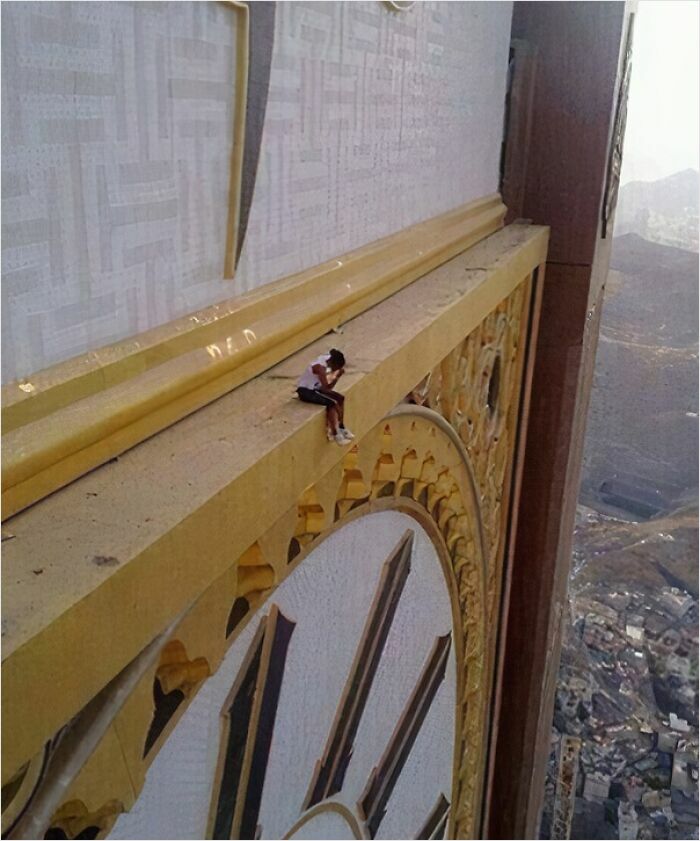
[2,196,506,520]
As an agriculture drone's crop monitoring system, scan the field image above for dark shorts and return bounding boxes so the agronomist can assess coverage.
[297,387,341,408]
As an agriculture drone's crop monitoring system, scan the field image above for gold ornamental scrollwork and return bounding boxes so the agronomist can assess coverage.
[419,278,532,638]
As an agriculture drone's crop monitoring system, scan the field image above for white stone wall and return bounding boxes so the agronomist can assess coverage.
[236,1,513,287]
[1,1,512,382]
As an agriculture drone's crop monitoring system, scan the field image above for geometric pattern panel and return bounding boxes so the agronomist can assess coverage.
[2,1,513,382]
[237,2,513,288]
[1,1,240,381]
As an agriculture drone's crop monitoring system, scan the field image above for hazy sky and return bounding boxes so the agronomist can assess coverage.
[621,0,699,184]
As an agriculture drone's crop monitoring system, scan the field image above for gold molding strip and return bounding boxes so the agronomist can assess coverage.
[1,195,505,520]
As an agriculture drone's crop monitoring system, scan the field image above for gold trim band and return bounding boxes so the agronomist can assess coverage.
[2,195,505,519]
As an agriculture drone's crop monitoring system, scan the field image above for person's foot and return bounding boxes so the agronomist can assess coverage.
[339,426,355,440]
[334,431,351,446]
[327,427,335,442]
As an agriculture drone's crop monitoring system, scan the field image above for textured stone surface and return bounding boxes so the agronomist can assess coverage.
[1,1,512,381]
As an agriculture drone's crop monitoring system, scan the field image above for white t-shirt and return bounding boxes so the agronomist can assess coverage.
[298,354,331,390]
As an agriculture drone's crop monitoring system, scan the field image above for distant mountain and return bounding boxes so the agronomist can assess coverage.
[605,233,698,347]
[615,169,699,251]
[620,169,699,218]
[581,232,698,510]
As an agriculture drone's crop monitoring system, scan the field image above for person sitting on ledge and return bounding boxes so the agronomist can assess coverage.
[297,348,355,446]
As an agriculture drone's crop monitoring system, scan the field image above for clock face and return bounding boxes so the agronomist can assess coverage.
[110,511,458,840]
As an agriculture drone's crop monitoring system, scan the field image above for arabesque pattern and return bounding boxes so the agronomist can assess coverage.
[417,278,533,639]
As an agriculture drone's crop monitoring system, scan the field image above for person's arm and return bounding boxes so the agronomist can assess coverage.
[327,367,344,386]
[311,363,331,389]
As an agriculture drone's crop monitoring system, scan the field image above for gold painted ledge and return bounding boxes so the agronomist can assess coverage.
[2,223,548,783]
[1,195,505,520]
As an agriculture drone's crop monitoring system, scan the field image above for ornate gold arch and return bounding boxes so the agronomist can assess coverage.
[10,408,487,840]
[282,405,489,838]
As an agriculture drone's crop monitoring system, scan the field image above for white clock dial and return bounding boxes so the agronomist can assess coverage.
[110,511,457,840]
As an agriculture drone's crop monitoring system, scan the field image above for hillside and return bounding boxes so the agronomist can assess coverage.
[614,169,699,252]
[604,233,698,347]
[581,233,698,511]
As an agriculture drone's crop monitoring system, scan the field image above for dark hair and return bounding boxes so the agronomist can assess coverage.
[328,348,345,369]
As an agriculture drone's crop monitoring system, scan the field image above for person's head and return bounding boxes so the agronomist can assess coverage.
[328,348,345,371]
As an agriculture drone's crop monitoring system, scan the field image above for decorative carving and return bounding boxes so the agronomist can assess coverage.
[227,542,276,634]
[400,281,533,833]
[236,543,276,599]
[418,279,531,639]
[143,641,210,757]
[335,448,371,519]
[289,489,326,562]
[44,799,122,840]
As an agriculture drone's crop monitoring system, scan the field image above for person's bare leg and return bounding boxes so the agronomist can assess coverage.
[326,390,354,438]
[324,390,345,425]
[327,405,339,437]
[337,396,345,426]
